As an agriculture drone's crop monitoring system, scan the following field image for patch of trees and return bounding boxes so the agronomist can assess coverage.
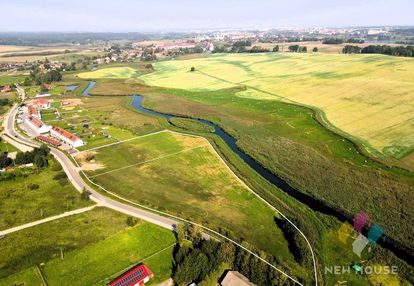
[345,38,364,44]
[312,47,318,52]
[0,98,10,106]
[14,144,50,168]
[288,45,307,53]
[286,37,319,42]
[342,45,362,54]
[0,152,13,168]
[273,45,279,52]
[172,224,298,286]
[322,38,344,44]
[249,46,270,53]
[274,217,312,268]
[26,66,62,85]
[361,45,414,57]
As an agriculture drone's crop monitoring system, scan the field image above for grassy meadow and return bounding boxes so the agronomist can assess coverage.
[0,160,92,230]
[74,130,309,281]
[139,53,414,161]
[0,207,175,285]
[78,67,140,80]
[42,222,175,286]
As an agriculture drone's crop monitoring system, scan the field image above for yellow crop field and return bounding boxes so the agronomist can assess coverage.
[78,67,138,79]
[139,53,414,159]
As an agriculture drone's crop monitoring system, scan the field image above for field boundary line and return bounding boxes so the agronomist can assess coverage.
[94,242,176,286]
[88,144,209,178]
[72,155,303,285]
[0,205,97,236]
[76,129,168,154]
[167,129,318,285]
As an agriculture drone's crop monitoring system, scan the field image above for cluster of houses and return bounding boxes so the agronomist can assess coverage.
[22,99,84,148]
[0,85,12,93]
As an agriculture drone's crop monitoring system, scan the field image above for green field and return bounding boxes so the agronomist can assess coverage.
[138,53,414,160]
[78,67,139,80]
[74,131,309,280]
[38,96,162,150]
[0,161,92,230]
[0,267,44,286]
[0,207,175,285]
[43,222,175,286]
[0,139,18,153]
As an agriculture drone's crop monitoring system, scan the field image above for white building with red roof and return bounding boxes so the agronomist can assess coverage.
[27,105,41,119]
[33,98,50,109]
[26,116,50,134]
[50,126,84,148]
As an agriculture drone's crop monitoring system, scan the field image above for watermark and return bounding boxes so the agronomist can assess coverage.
[351,210,385,257]
[325,265,398,275]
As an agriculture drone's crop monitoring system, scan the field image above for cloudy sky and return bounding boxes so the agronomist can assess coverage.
[0,0,413,32]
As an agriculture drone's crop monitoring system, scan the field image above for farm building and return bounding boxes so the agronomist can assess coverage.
[37,135,62,147]
[220,271,256,286]
[108,264,153,286]
[0,85,12,93]
[50,126,84,148]
[27,105,41,119]
[26,116,50,134]
[33,98,50,109]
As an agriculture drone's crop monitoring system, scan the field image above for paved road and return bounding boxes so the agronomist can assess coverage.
[2,88,178,231]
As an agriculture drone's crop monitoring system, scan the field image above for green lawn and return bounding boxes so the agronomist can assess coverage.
[0,160,93,230]
[43,222,175,286]
[0,75,25,85]
[0,267,44,286]
[75,131,308,281]
[0,207,133,278]
[0,139,18,153]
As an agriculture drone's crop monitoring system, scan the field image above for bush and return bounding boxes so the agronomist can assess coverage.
[126,216,140,227]
[81,190,90,201]
[28,183,39,190]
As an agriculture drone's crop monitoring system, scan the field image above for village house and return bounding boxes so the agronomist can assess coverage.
[26,116,50,134]
[220,271,256,286]
[33,98,51,109]
[0,85,12,93]
[50,126,84,148]
[108,264,154,286]
[27,105,41,119]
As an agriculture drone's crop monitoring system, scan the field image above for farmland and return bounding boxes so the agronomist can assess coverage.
[73,130,309,281]
[0,207,176,285]
[0,160,92,230]
[39,96,162,150]
[78,67,139,80]
[139,53,414,161]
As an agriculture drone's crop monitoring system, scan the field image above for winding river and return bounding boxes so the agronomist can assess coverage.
[81,82,412,265]
[130,94,413,265]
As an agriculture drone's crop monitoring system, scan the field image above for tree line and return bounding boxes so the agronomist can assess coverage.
[342,44,414,57]
[171,224,300,286]
[0,144,50,169]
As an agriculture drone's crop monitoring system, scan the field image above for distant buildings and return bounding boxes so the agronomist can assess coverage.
[108,264,153,286]
[0,85,12,93]
[22,99,84,148]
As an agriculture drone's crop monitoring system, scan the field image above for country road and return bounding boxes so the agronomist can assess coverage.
[0,87,310,285]
[1,86,179,231]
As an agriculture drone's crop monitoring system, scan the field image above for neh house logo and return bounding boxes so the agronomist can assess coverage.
[352,211,384,257]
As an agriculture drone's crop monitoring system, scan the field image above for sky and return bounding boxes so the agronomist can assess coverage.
[0,0,413,32]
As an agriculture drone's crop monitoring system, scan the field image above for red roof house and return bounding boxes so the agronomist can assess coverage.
[108,264,154,286]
